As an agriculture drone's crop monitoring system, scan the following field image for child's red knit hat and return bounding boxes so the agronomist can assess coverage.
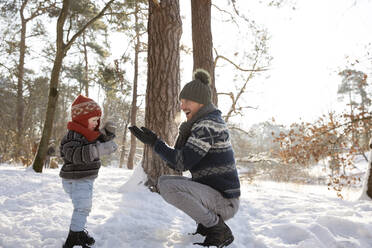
[71,95,102,129]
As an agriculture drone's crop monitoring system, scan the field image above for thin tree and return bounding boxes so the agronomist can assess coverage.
[127,2,142,170]
[70,0,110,96]
[32,0,114,173]
[338,69,371,155]
[119,108,132,168]
[142,0,182,188]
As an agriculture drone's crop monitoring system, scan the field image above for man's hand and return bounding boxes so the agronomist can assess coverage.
[129,126,158,147]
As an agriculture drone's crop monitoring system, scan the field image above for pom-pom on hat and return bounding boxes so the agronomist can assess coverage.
[179,69,212,105]
[70,95,102,129]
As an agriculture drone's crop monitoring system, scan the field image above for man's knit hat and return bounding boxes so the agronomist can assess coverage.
[179,69,211,105]
[71,95,102,129]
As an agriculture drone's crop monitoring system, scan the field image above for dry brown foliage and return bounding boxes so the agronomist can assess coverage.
[273,110,371,198]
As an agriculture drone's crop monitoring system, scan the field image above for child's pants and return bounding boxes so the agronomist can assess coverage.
[157,175,239,228]
[62,178,94,231]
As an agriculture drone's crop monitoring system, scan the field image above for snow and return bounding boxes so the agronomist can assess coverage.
[0,163,372,248]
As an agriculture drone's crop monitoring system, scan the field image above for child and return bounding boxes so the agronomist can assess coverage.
[60,95,117,248]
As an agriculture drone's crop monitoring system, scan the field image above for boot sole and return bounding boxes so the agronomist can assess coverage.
[217,236,234,248]
[62,245,91,248]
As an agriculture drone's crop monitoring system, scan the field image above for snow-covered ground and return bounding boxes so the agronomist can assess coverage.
[0,163,372,248]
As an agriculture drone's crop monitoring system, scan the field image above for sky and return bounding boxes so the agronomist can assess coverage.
[0,160,371,247]
[248,0,372,126]
[176,0,372,127]
[105,0,372,128]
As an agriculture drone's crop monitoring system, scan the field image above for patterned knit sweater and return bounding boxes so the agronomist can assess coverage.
[154,110,241,198]
[59,130,101,179]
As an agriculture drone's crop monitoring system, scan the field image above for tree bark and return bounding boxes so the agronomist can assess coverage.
[82,32,89,97]
[119,108,131,168]
[16,19,26,158]
[191,0,217,106]
[367,139,372,199]
[143,0,182,187]
[127,3,140,170]
[15,1,29,159]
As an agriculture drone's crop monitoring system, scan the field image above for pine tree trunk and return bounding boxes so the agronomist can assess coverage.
[191,0,217,106]
[143,0,182,187]
[127,4,140,170]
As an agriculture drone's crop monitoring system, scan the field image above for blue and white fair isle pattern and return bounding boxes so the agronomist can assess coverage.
[154,110,241,198]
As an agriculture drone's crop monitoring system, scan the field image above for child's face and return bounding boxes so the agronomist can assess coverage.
[87,116,100,131]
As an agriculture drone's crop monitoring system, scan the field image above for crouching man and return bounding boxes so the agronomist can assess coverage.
[129,69,240,247]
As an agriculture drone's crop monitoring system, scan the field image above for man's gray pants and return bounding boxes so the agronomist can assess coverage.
[157,175,239,228]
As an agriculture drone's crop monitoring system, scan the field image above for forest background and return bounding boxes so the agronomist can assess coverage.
[0,0,371,199]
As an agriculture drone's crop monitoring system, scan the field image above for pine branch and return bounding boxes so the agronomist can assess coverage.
[65,0,115,51]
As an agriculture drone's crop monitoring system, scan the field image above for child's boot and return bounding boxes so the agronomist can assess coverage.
[63,229,95,248]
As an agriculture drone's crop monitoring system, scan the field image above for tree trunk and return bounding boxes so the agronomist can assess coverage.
[83,32,89,97]
[119,125,129,169]
[32,0,70,173]
[127,4,140,170]
[367,139,372,199]
[191,0,217,106]
[15,11,27,158]
[143,0,182,187]
[119,108,131,168]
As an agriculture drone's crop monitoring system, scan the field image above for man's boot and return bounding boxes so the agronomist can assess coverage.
[62,230,95,248]
[194,217,234,248]
[192,223,208,236]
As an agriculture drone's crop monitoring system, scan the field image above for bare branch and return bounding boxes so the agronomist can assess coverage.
[240,105,258,110]
[103,11,138,17]
[223,52,261,122]
[230,0,240,16]
[214,48,269,72]
[218,92,235,101]
[24,1,58,22]
[0,62,15,74]
[211,3,239,27]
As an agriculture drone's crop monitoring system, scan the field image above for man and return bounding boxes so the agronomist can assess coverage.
[129,69,240,248]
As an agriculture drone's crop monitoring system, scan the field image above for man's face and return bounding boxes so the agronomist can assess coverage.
[87,116,100,131]
[180,99,204,121]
